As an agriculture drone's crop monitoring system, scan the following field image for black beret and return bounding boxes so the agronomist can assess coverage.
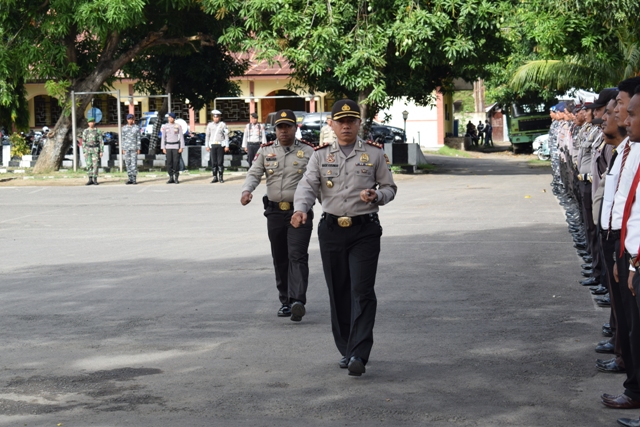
[592,88,619,108]
[331,99,361,120]
[274,109,296,125]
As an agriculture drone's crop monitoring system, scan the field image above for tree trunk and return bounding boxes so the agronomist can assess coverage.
[358,88,373,139]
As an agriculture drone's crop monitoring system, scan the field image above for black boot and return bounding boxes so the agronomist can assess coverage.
[167,175,175,184]
[93,177,99,185]
[86,177,93,186]
[126,175,133,185]
[132,176,137,185]
[211,167,218,183]
[174,174,179,184]
[219,168,224,183]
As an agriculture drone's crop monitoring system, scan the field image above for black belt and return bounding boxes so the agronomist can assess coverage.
[323,213,377,228]
[267,200,293,211]
[165,142,180,146]
[248,142,261,146]
[601,229,620,238]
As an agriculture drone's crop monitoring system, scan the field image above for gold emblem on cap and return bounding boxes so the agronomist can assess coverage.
[281,112,287,117]
[342,104,351,111]
[360,153,369,162]
[326,179,334,188]
[297,150,304,158]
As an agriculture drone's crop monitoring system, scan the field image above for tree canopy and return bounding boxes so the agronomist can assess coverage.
[206,0,513,120]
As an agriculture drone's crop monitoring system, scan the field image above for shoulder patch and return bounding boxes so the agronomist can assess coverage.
[260,141,275,148]
[299,140,315,148]
[366,140,384,149]
[314,143,331,151]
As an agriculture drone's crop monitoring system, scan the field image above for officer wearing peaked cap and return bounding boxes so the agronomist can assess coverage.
[291,99,397,376]
[206,109,229,183]
[161,112,184,184]
[241,109,316,321]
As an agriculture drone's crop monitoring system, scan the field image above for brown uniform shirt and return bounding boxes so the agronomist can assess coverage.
[242,139,316,203]
[294,138,397,216]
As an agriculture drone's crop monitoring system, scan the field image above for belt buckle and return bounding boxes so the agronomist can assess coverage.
[337,216,352,227]
[278,202,291,211]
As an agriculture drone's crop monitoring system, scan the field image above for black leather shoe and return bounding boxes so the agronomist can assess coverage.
[211,175,218,183]
[577,249,589,257]
[581,269,594,277]
[596,341,615,353]
[603,327,613,337]
[596,295,611,307]
[582,263,593,269]
[86,178,94,185]
[597,360,626,373]
[602,394,640,409]
[92,177,99,185]
[174,175,179,184]
[277,304,291,317]
[597,357,616,366]
[580,277,598,286]
[126,180,133,185]
[339,356,348,369]
[290,301,305,322]
[347,357,366,376]
[591,285,609,295]
[167,176,175,184]
[604,323,611,329]
[618,417,640,427]
[583,255,593,262]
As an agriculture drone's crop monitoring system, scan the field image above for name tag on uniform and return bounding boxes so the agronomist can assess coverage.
[321,164,338,168]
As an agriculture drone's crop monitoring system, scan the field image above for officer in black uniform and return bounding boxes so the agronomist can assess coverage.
[241,110,316,321]
[291,99,397,376]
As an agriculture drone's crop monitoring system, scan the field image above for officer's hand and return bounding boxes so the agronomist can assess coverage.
[241,191,253,205]
[224,147,229,153]
[178,148,183,154]
[99,153,103,158]
[162,149,166,154]
[137,150,140,155]
[206,147,210,152]
[630,270,636,297]
[360,189,377,203]
[291,211,306,228]
[614,262,619,283]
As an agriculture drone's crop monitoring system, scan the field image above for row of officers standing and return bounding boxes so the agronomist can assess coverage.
[240,100,397,377]
[550,76,640,427]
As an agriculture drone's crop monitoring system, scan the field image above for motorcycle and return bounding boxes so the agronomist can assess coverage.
[532,134,550,161]
[228,130,244,155]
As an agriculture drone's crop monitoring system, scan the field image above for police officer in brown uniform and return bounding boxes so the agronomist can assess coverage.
[241,109,316,321]
[291,99,397,376]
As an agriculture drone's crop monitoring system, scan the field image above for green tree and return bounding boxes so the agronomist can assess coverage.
[0,0,241,172]
[206,0,512,124]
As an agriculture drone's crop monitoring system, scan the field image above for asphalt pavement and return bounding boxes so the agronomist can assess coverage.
[0,154,628,426]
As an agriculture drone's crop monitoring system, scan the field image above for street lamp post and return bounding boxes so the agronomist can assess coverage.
[402,110,409,142]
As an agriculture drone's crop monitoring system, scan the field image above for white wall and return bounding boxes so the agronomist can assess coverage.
[378,97,440,148]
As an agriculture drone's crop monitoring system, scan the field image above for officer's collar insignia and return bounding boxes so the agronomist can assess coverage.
[342,104,351,111]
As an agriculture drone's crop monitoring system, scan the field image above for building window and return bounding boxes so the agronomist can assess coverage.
[213,100,250,123]
[33,95,62,127]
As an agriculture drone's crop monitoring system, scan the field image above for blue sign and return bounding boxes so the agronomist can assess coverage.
[87,108,103,124]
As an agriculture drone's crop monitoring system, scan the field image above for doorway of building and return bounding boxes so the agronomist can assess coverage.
[260,90,305,121]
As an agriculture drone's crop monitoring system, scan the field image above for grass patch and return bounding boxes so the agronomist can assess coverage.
[0,168,211,180]
[527,159,551,167]
[417,163,436,171]
[434,146,472,158]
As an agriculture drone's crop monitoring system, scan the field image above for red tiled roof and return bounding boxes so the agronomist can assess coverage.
[233,52,293,76]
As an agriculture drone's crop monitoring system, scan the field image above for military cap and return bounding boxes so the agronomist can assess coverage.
[87,117,95,123]
[274,109,296,126]
[168,112,176,119]
[332,99,361,120]
[126,113,134,119]
[592,88,619,108]
[211,109,222,115]
[250,112,258,119]
[556,103,566,113]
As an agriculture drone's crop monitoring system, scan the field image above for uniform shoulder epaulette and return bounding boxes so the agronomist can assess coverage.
[366,140,384,149]
[260,141,275,148]
[299,140,315,148]
[314,143,331,151]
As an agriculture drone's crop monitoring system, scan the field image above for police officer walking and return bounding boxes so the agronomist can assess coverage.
[121,113,141,185]
[206,109,229,183]
[291,99,397,376]
[161,112,184,184]
[318,116,336,146]
[82,117,103,185]
[242,112,266,168]
[241,110,316,321]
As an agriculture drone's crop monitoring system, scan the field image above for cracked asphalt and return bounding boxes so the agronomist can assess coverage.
[0,154,628,426]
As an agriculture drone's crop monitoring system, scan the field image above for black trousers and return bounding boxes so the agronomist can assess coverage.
[318,215,382,365]
[579,181,602,279]
[265,207,313,305]
[210,145,224,173]
[166,148,180,177]
[247,143,260,168]
[602,233,640,399]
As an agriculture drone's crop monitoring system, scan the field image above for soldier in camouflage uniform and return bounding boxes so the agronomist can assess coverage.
[121,113,141,185]
[82,117,103,185]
